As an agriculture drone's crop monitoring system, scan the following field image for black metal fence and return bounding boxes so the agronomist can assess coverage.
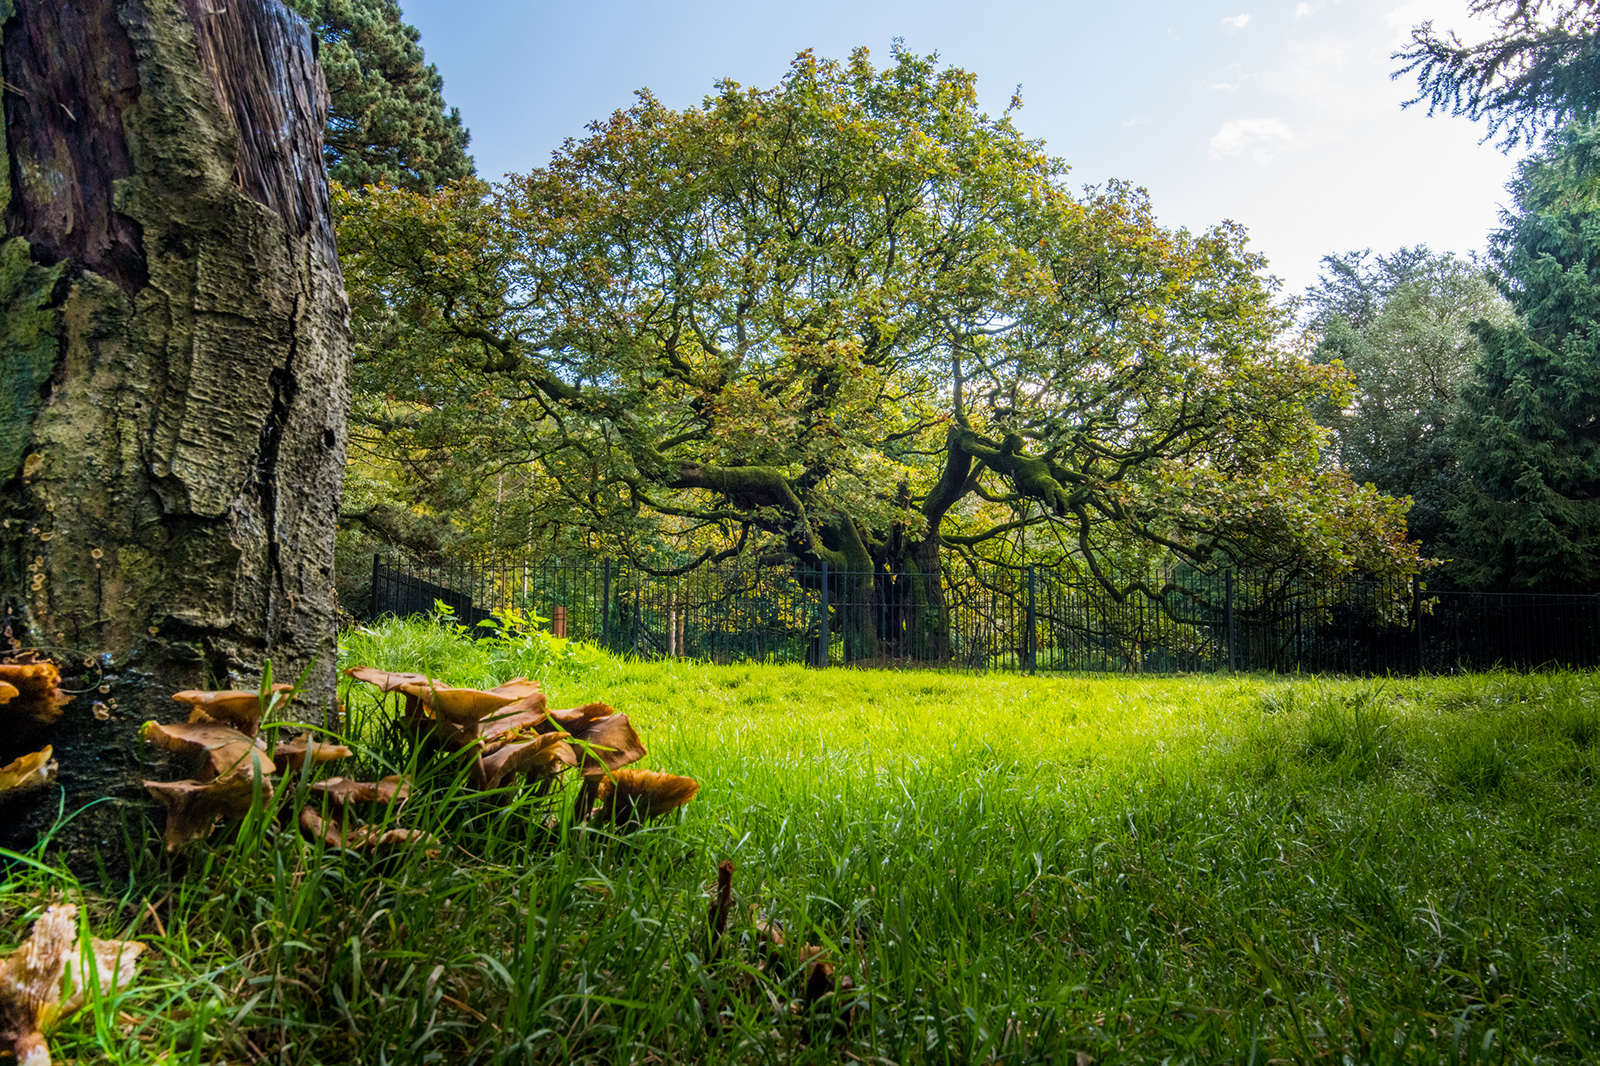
[367,554,1600,675]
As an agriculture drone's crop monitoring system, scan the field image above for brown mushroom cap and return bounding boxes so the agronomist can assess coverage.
[298,805,436,855]
[547,701,616,731]
[0,680,18,704]
[141,721,275,780]
[344,666,435,725]
[310,775,411,808]
[272,734,354,773]
[595,768,700,824]
[143,771,275,850]
[0,746,57,799]
[396,681,520,726]
[564,711,647,777]
[479,692,550,748]
[486,677,542,701]
[343,667,431,692]
[473,733,576,790]
[171,685,293,737]
[0,661,68,729]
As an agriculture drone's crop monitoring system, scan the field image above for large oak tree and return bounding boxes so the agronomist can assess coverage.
[339,49,1417,656]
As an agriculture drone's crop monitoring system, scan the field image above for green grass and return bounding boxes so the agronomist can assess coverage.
[6,618,1600,1063]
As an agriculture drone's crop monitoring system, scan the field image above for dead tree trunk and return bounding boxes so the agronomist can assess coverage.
[0,0,349,858]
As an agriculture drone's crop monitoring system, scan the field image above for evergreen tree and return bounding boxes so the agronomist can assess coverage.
[1397,0,1600,149]
[1451,122,1600,590]
[289,0,473,191]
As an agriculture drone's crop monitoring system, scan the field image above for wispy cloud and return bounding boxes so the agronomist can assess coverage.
[1294,2,1316,17]
[1208,118,1294,162]
[1221,13,1252,28]
[1122,116,1149,127]
[1208,81,1241,92]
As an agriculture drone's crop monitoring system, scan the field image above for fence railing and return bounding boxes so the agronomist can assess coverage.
[367,554,1600,675]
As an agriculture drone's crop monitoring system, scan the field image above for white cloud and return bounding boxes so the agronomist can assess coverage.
[1294,2,1315,17]
[1208,118,1295,162]
[1122,116,1149,127]
[1221,13,1252,28]
[1208,81,1241,91]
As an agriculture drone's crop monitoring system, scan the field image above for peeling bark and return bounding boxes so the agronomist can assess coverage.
[0,0,350,860]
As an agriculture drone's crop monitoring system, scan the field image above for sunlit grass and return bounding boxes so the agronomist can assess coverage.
[5,618,1598,1063]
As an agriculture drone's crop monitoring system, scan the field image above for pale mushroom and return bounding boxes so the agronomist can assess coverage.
[0,904,144,1066]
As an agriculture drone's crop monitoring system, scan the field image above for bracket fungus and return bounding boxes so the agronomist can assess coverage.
[0,661,69,736]
[0,904,144,1066]
[0,747,58,804]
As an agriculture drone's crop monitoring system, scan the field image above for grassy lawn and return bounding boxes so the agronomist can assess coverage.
[7,619,1600,1064]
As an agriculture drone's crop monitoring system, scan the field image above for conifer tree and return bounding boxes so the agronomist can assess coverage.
[1451,122,1600,590]
[289,0,473,191]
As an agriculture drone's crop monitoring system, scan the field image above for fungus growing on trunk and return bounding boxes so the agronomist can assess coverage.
[140,721,276,850]
[0,748,57,803]
[0,904,144,1066]
[0,661,68,735]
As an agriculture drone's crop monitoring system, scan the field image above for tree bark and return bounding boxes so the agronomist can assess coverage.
[0,0,349,858]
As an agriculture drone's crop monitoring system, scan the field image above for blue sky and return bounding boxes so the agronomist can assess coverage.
[397,0,1519,296]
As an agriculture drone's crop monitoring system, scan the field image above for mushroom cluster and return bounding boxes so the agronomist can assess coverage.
[0,657,68,809]
[139,685,430,854]
[343,668,699,828]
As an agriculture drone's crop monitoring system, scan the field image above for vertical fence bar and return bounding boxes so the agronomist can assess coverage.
[601,559,612,649]
[1413,576,1424,675]
[1026,564,1037,675]
[819,562,831,668]
[1225,569,1236,673]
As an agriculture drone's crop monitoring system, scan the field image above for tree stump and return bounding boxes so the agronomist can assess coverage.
[0,0,350,860]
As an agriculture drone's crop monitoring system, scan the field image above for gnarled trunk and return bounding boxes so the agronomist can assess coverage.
[0,0,349,858]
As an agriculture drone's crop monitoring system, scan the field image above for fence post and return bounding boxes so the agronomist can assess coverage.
[1414,576,1424,675]
[1027,564,1037,674]
[819,561,830,668]
[370,552,382,619]
[1225,569,1236,674]
[1595,593,1600,669]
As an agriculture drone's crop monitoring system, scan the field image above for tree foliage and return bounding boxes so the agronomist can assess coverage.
[337,49,1419,620]
[288,0,473,191]
[1397,0,1600,148]
[1451,122,1600,590]
[1309,248,1514,553]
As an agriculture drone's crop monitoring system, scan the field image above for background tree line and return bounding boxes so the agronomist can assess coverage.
[312,0,1600,615]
